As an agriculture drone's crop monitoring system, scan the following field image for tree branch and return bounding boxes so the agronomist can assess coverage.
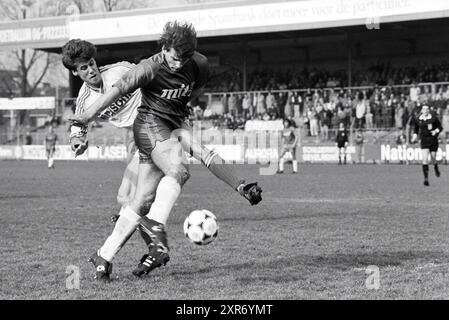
[29,53,51,95]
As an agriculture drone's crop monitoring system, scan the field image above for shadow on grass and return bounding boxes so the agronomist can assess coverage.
[168,250,449,283]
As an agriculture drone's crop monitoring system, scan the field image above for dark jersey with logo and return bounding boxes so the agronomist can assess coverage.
[113,51,209,124]
[413,112,443,139]
[336,129,349,147]
[413,112,443,149]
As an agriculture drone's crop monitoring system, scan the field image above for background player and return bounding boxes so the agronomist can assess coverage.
[411,105,443,186]
[335,122,349,165]
[277,119,298,174]
[66,29,262,281]
[44,125,58,169]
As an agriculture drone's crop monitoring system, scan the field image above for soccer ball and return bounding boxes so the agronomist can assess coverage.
[183,209,219,245]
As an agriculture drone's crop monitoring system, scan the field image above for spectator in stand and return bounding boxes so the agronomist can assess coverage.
[355,92,366,129]
[395,103,404,130]
[203,104,213,118]
[276,91,287,119]
[308,107,319,137]
[320,103,333,140]
[228,93,237,117]
[409,82,420,105]
[256,92,266,115]
[290,91,302,118]
[266,91,276,117]
[242,93,250,119]
[354,129,364,164]
[220,93,228,114]
[442,106,449,141]
[365,105,374,129]
[284,91,293,119]
[25,131,32,145]
[236,94,243,118]
[419,85,431,105]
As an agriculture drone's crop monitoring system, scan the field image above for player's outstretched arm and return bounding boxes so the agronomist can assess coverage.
[68,87,122,125]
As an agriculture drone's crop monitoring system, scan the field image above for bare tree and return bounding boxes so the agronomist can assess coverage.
[0,0,64,125]
[103,0,119,11]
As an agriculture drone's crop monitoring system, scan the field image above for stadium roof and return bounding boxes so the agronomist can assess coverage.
[1,0,449,51]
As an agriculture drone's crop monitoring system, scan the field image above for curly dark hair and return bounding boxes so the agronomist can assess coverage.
[158,21,197,60]
[61,39,97,71]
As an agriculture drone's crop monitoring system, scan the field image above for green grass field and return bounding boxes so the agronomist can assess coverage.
[1,160,449,300]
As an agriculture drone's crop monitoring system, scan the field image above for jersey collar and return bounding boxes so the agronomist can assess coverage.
[419,114,432,121]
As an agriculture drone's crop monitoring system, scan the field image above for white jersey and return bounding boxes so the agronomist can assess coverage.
[75,61,140,128]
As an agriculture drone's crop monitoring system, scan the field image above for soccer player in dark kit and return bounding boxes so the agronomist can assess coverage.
[411,105,443,186]
[69,21,262,281]
[335,122,349,165]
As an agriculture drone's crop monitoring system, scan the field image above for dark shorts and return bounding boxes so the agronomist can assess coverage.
[46,146,55,156]
[421,137,438,152]
[337,142,346,149]
[281,146,296,157]
[133,112,183,164]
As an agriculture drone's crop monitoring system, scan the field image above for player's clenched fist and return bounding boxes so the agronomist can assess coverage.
[70,137,88,157]
[411,133,418,144]
[69,123,89,157]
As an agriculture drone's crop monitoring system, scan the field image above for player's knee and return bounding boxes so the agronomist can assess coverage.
[167,165,190,186]
[138,194,155,216]
[116,194,128,207]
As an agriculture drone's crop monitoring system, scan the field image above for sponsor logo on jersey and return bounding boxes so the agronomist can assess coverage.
[160,82,195,100]
[98,93,133,120]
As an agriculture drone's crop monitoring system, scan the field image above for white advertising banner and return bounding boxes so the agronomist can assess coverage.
[2,0,449,48]
[0,97,55,110]
[68,0,449,42]
[380,144,448,162]
[301,145,356,162]
[245,120,284,131]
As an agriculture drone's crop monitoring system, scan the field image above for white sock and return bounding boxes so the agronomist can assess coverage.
[279,158,284,171]
[146,176,181,225]
[293,160,298,172]
[99,206,141,261]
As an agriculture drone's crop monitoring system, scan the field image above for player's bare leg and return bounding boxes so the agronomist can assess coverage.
[176,127,262,205]
[90,162,163,282]
[277,150,286,174]
[421,148,430,186]
[292,150,298,173]
[116,153,139,207]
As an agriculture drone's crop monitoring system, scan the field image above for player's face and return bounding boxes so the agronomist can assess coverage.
[163,47,189,72]
[422,106,429,116]
[72,58,101,87]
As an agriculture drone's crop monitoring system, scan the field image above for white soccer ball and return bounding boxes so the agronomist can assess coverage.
[183,209,219,245]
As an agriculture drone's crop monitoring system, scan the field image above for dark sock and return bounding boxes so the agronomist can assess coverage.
[139,217,168,249]
[422,164,429,179]
[203,150,245,190]
[139,227,152,247]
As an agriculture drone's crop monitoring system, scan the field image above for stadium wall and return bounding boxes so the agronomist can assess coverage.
[1,141,448,164]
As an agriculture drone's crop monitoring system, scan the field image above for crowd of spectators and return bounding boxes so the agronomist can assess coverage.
[192,81,449,141]
[207,61,449,92]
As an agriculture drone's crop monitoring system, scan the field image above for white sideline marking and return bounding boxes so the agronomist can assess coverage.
[270,197,383,204]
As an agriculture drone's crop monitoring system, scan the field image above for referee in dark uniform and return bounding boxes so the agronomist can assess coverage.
[336,122,349,165]
[411,105,443,186]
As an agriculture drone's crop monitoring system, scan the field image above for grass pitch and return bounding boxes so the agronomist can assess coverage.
[1,160,449,299]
